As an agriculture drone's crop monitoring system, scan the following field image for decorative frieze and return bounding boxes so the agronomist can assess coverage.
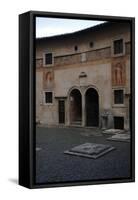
[54,47,111,67]
[36,43,130,68]
[112,58,126,86]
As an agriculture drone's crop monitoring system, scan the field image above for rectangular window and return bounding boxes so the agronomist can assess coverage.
[45,53,53,65]
[114,90,124,104]
[113,39,123,54]
[114,117,124,129]
[45,92,53,103]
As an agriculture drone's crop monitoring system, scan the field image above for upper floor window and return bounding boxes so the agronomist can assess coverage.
[74,45,78,51]
[44,53,53,66]
[114,89,124,104]
[113,39,123,55]
[89,41,94,48]
[44,91,53,104]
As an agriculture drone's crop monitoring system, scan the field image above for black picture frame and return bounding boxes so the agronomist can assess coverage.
[19,11,135,189]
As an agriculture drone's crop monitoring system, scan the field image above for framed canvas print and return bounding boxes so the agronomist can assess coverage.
[19,11,135,189]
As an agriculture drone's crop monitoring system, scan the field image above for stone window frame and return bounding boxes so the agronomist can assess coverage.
[43,52,54,67]
[43,90,54,105]
[111,36,125,57]
[112,87,125,107]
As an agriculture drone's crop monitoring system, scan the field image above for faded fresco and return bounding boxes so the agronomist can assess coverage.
[112,59,126,86]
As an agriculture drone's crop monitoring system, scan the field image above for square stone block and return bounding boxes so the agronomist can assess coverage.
[102,129,124,135]
[64,143,115,159]
[107,134,130,142]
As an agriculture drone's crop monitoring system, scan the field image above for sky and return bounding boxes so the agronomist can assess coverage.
[36,17,105,38]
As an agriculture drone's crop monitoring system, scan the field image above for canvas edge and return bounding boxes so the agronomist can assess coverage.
[19,10,135,189]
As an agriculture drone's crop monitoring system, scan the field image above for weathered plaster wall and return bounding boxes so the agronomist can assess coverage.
[35,22,131,129]
[36,23,130,59]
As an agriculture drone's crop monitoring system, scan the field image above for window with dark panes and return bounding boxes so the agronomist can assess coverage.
[45,53,53,65]
[74,45,78,51]
[114,117,124,129]
[114,90,124,104]
[45,92,53,103]
[89,42,94,48]
[114,39,123,54]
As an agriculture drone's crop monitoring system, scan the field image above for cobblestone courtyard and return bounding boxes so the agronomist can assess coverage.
[36,126,131,184]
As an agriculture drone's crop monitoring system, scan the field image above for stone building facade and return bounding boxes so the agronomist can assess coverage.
[36,22,131,130]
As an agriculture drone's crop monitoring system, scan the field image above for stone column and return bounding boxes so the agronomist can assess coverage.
[66,97,70,126]
[82,90,86,127]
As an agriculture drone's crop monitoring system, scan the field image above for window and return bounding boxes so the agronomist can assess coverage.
[45,92,53,103]
[113,39,123,55]
[89,42,94,48]
[44,53,53,65]
[114,90,124,104]
[74,45,78,51]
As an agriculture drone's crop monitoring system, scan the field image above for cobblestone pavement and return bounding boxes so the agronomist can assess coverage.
[36,126,131,184]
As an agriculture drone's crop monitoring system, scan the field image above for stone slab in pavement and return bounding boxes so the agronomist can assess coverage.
[36,127,131,183]
[107,133,130,142]
[64,142,115,159]
[102,129,124,135]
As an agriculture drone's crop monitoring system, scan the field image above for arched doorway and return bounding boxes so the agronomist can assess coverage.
[85,88,99,127]
[69,89,82,125]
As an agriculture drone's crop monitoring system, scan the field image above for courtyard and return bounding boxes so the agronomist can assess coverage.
[35,126,131,184]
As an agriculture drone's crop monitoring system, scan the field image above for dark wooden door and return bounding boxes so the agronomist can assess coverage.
[86,89,99,127]
[58,100,65,124]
